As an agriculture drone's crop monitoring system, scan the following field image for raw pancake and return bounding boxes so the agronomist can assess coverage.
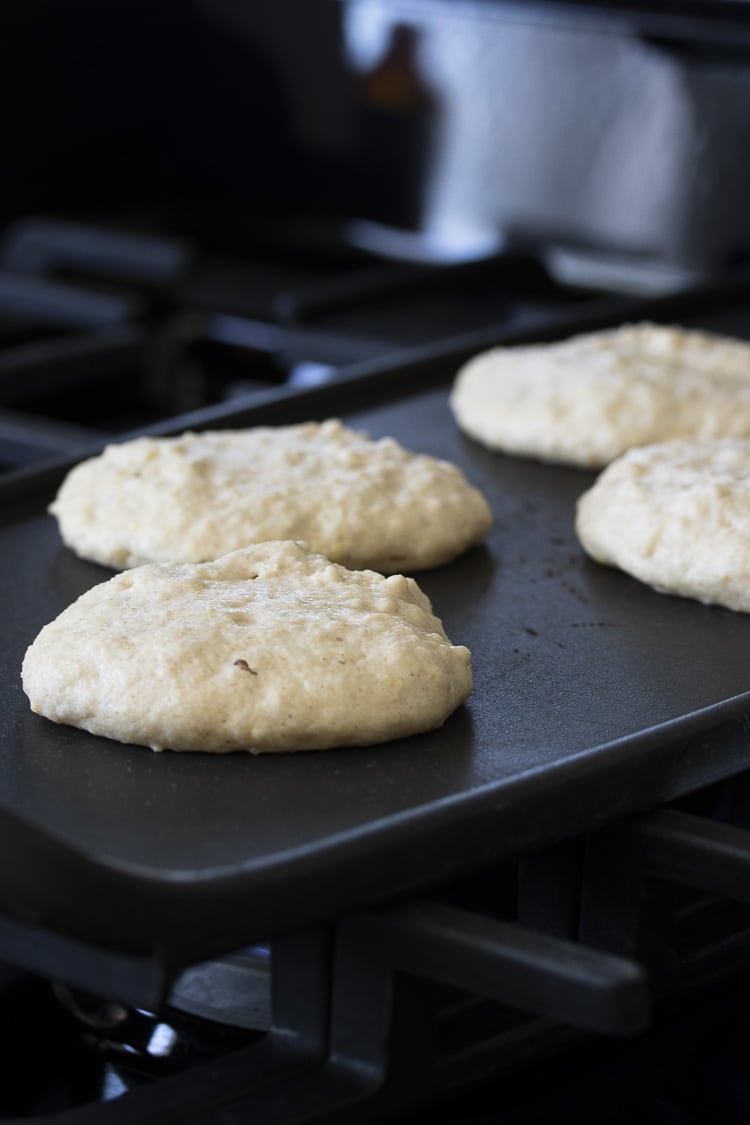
[576,438,750,612]
[450,322,750,468]
[21,541,473,753]
[48,419,492,572]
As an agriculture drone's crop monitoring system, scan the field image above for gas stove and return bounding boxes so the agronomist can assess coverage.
[0,214,599,474]
[5,0,750,1116]
[4,205,750,1125]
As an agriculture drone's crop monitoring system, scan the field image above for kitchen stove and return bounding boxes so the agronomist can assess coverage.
[4,210,750,1125]
[7,788,750,1125]
[0,215,595,473]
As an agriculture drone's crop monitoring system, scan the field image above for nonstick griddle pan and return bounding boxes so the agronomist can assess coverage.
[3,280,750,974]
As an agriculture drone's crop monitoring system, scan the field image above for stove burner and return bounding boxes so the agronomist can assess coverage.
[167,944,272,1031]
[53,974,265,1090]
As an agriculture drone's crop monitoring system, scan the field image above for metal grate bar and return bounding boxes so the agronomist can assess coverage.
[629,807,750,903]
[337,899,649,1039]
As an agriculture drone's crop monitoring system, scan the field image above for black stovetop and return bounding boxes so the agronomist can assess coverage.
[0,214,599,472]
[5,214,750,1125]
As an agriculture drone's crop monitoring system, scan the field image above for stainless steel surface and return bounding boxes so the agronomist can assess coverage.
[341,2,750,278]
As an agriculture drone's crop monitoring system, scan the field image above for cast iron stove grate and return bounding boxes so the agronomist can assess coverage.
[0,215,598,471]
[5,787,750,1123]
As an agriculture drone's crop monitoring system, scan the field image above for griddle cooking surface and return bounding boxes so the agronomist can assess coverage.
[3,288,750,959]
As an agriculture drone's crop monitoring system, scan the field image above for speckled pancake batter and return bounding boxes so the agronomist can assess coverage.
[48,419,492,572]
[451,322,750,467]
[22,541,473,753]
[576,438,750,612]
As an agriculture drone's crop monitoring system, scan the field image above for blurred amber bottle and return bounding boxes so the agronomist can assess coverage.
[354,23,438,231]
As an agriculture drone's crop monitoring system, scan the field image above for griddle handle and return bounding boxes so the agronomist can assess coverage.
[351,899,649,1036]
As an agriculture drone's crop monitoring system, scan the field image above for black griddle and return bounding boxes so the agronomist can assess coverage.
[4,279,750,988]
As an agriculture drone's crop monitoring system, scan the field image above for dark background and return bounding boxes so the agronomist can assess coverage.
[2,0,750,278]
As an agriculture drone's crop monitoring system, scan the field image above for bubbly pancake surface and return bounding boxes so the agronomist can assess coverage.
[22,541,473,753]
[451,322,750,467]
[49,419,492,572]
[576,438,750,612]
